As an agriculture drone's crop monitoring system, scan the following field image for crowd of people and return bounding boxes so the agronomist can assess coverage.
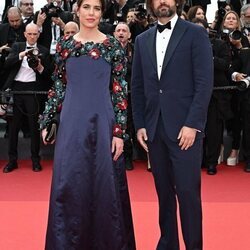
[1,0,250,175]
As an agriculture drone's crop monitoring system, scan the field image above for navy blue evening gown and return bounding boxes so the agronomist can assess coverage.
[40,35,136,250]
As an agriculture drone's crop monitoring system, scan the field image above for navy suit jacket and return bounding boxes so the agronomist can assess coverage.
[131,18,214,142]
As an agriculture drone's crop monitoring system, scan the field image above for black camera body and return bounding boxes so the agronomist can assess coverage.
[41,1,62,18]
[26,48,40,69]
[135,3,147,21]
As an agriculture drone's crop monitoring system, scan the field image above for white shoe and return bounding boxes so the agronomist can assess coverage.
[227,150,239,166]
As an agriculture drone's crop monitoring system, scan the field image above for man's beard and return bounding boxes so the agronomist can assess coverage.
[154,5,175,18]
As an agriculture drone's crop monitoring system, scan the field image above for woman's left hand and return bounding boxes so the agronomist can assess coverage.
[112,137,124,161]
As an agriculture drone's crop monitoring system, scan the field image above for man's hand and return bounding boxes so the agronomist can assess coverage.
[35,58,44,73]
[0,44,10,53]
[137,128,148,152]
[19,50,28,60]
[52,17,65,30]
[235,73,247,82]
[112,137,124,161]
[177,126,197,150]
[37,11,47,28]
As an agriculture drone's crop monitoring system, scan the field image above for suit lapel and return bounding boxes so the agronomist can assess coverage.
[146,26,158,72]
[161,19,187,76]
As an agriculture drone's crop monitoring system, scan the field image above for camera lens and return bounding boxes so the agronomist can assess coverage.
[237,77,250,91]
[230,30,242,40]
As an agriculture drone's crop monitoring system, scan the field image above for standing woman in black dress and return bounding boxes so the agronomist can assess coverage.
[40,0,136,249]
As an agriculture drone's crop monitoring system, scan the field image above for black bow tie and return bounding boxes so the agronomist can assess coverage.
[26,46,34,49]
[157,22,171,33]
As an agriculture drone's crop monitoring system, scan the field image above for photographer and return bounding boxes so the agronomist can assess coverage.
[102,0,134,25]
[2,23,51,173]
[229,47,250,172]
[129,3,150,43]
[34,0,73,54]
[193,18,232,175]
[218,11,250,167]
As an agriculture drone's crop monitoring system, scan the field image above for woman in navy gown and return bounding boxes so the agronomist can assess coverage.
[39,0,136,249]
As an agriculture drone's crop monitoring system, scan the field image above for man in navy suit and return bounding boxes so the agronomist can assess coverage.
[131,0,213,249]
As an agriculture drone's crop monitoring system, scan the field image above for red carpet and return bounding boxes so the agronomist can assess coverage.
[0,160,250,250]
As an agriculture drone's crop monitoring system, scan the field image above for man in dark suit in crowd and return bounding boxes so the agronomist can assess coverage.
[0,7,25,49]
[19,0,34,25]
[131,0,213,249]
[2,23,51,173]
[0,7,29,138]
[34,0,73,53]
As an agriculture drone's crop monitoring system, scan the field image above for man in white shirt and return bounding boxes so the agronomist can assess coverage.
[2,23,51,173]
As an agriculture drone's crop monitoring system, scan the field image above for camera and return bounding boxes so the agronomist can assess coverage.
[26,48,40,69]
[41,1,62,18]
[229,30,242,41]
[217,0,227,23]
[135,3,147,21]
[237,76,250,91]
[0,91,14,117]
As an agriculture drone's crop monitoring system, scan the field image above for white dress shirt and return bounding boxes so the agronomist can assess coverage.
[15,43,37,82]
[50,23,61,55]
[156,14,178,80]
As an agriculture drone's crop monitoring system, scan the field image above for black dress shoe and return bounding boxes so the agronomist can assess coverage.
[244,163,250,173]
[125,158,134,170]
[3,162,18,173]
[207,165,217,175]
[32,162,42,172]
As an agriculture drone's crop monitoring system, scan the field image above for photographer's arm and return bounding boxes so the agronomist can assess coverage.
[34,11,47,29]
[4,43,24,70]
[0,44,9,53]
[52,17,65,31]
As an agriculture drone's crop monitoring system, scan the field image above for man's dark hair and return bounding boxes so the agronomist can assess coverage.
[146,0,185,17]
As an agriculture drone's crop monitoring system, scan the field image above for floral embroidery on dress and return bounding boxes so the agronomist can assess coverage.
[39,35,128,139]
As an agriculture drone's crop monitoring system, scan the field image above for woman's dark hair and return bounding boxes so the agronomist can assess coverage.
[187,5,204,21]
[77,0,106,13]
[146,0,185,17]
[191,18,209,29]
